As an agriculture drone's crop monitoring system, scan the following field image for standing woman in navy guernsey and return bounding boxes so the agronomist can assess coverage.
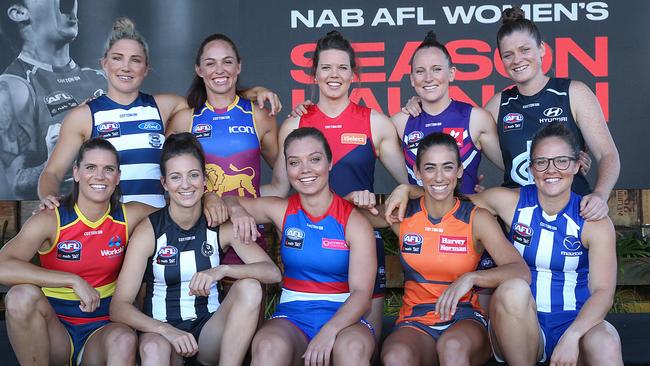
[484,6,619,221]
[223,127,376,366]
[266,30,408,338]
[0,138,157,365]
[109,133,281,366]
[167,33,278,266]
[38,18,280,210]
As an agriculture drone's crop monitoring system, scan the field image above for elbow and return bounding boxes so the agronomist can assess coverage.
[517,263,532,284]
[109,300,124,323]
[269,266,282,284]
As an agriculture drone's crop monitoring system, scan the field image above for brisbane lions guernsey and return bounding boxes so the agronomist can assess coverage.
[89,93,165,207]
[510,185,589,313]
[402,100,481,194]
[279,193,353,305]
[143,208,223,324]
[39,203,128,325]
[397,198,482,325]
[497,78,589,195]
[299,102,376,197]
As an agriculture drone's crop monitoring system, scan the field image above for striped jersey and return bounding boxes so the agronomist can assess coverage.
[143,207,222,324]
[39,203,128,325]
[397,198,482,325]
[509,185,589,313]
[88,93,165,207]
[402,100,481,194]
[279,193,353,305]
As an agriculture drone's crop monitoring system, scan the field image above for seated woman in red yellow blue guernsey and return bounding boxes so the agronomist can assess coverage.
[109,133,281,366]
[222,127,377,366]
[0,138,158,365]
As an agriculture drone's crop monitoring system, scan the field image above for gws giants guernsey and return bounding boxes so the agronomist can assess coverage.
[143,208,223,324]
[39,203,128,325]
[89,93,165,207]
[510,185,589,313]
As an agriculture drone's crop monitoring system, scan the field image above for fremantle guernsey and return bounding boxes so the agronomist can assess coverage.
[402,100,481,194]
[497,78,590,195]
[89,93,165,207]
[39,203,127,325]
[510,185,589,313]
[143,208,223,324]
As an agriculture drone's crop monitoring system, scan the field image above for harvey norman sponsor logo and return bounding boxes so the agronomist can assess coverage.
[439,235,468,253]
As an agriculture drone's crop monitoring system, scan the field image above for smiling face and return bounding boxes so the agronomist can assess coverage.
[530,136,578,198]
[410,47,455,104]
[195,39,241,97]
[498,30,545,86]
[315,49,354,101]
[102,39,149,96]
[415,144,463,202]
[72,148,120,205]
[285,136,332,196]
[161,154,206,209]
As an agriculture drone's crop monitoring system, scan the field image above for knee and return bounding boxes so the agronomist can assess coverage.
[230,278,262,309]
[583,324,622,363]
[5,284,45,320]
[333,335,371,361]
[106,326,138,356]
[437,336,467,364]
[381,343,416,366]
[252,333,289,363]
[139,335,172,362]
[492,278,534,315]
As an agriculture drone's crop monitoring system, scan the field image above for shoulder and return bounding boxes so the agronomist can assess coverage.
[469,105,495,127]
[582,216,615,248]
[568,79,596,103]
[251,101,276,129]
[370,108,391,125]
[484,91,503,117]
[168,107,193,134]
[0,73,33,104]
[23,208,58,237]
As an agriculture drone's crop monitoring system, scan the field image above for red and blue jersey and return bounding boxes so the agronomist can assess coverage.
[299,102,376,197]
[39,204,128,325]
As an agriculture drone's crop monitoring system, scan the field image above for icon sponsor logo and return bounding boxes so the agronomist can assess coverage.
[439,235,468,253]
[513,223,533,245]
[156,245,178,265]
[57,240,82,260]
[228,125,255,134]
[341,133,367,145]
[503,113,524,132]
[322,238,349,250]
[401,233,423,254]
[561,236,584,256]
[138,122,162,131]
[45,91,78,116]
[193,124,212,138]
[443,127,465,147]
[285,227,305,249]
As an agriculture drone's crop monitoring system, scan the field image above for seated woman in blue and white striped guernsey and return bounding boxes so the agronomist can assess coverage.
[109,133,281,366]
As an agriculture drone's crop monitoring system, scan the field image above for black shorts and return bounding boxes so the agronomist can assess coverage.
[169,312,214,341]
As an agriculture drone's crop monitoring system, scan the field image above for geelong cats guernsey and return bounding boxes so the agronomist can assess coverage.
[402,100,481,194]
[39,203,128,325]
[88,93,165,207]
[510,185,589,313]
[497,78,590,195]
[143,208,223,324]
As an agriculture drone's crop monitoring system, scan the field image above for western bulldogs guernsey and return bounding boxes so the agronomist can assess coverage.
[191,96,261,198]
[143,208,222,324]
[89,93,165,207]
[498,78,590,195]
[510,185,589,314]
[299,103,375,197]
[402,101,481,194]
[39,203,128,325]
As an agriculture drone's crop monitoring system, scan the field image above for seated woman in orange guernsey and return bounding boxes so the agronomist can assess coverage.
[359,132,530,366]
[0,138,158,365]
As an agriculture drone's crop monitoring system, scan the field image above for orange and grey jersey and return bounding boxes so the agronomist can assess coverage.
[39,204,128,325]
[396,198,482,326]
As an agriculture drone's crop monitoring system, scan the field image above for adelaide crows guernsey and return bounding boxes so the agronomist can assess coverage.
[510,185,589,313]
[497,78,589,195]
[89,93,165,207]
[402,100,481,194]
[39,203,127,325]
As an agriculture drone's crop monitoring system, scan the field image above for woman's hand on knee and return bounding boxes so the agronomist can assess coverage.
[303,325,337,366]
[550,331,580,366]
[160,324,198,358]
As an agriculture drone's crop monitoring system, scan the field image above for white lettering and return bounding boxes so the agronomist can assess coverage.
[341,9,364,27]
[316,9,340,28]
[291,10,313,28]
[371,8,395,26]
[443,5,475,24]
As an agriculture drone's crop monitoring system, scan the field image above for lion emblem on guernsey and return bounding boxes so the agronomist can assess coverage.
[206,163,257,197]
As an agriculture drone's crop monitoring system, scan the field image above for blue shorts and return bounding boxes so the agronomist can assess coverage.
[538,311,578,361]
[374,230,386,297]
[59,318,110,365]
[396,305,487,341]
[271,300,374,341]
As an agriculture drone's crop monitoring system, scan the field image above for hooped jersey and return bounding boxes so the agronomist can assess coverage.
[88,93,165,207]
[279,193,353,304]
[402,100,481,194]
[497,78,590,195]
[191,96,261,198]
[39,203,128,325]
[397,198,482,325]
[143,207,222,324]
[299,102,376,197]
[510,185,589,313]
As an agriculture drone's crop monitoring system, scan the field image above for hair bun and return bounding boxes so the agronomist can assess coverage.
[502,7,526,24]
[112,17,135,33]
[326,30,343,39]
[423,31,437,44]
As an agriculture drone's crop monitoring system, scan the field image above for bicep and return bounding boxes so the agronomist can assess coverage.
[113,220,154,303]
[257,107,279,166]
[372,112,408,183]
[0,214,53,262]
[584,220,617,293]
[154,94,188,126]
[166,108,192,136]
[345,212,376,294]
[570,82,617,161]
[471,108,504,169]
[473,209,521,265]
[45,107,90,174]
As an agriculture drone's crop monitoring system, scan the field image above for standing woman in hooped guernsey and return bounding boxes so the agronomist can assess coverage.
[485,6,619,221]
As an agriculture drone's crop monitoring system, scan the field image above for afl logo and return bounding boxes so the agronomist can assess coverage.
[514,223,533,237]
[403,234,423,245]
[285,228,305,241]
[563,236,582,251]
[156,245,178,265]
[407,131,424,144]
[97,122,119,133]
[543,107,563,118]
[138,122,162,131]
[193,124,211,134]
[58,240,81,252]
[503,113,524,124]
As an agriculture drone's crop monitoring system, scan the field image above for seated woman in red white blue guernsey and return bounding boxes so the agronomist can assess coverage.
[223,127,377,366]
[0,138,157,365]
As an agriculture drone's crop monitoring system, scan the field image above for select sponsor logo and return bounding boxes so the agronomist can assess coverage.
[156,245,178,265]
[285,227,305,249]
[401,233,423,254]
[322,238,349,250]
[341,133,367,145]
[439,235,468,253]
[44,91,78,117]
[503,113,524,132]
[138,122,162,131]
[56,240,82,260]
[512,223,533,246]
[97,122,121,138]
[443,127,465,147]
[193,124,212,138]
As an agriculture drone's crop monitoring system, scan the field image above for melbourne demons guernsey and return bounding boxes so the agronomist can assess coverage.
[143,208,222,324]
[191,96,261,198]
[402,100,481,194]
[279,193,353,305]
[497,78,589,195]
[89,93,165,207]
[39,203,127,325]
[397,198,482,325]
[510,185,589,313]
[299,103,376,197]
